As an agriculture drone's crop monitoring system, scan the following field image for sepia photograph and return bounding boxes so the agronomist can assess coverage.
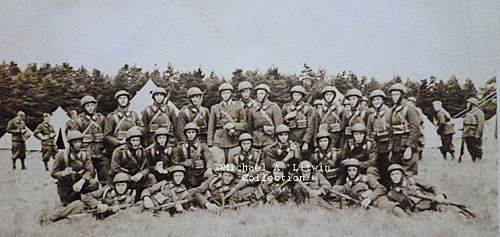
[0,1,498,236]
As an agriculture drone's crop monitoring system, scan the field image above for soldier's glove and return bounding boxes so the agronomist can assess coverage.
[403,147,413,160]
[143,197,155,209]
[97,204,109,213]
[72,179,86,192]
[204,168,214,178]
[205,202,219,210]
[361,198,372,208]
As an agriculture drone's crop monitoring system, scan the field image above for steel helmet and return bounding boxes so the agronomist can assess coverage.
[255,84,271,94]
[389,83,407,94]
[80,95,97,106]
[313,100,324,106]
[126,126,142,140]
[343,158,361,167]
[154,127,171,139]
[362,96,368,102]
[114,90,130,100]
[345,89,363,98]
[369,90,386,99]
[290,85,306,95]
[184,123,199,133]
[113,172,130,183]
[222,164,238,175]
[387,164,405,174]
[17,111,25,117]
[238,133,253,142]
[316,130,331,140]
[187,87,203,97]
[351,123,367,133]
[67,130,84,142]
[273,161,287,170]
[150,87,168,97]
[298,160,313,171]
[238,81,253,91]
[321,86,337,95]
[218,83,233,92]
[169,165,186,174]
[275,124,290,134]
[466,97,479,106]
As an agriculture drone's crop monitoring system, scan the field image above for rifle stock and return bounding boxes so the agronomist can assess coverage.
[412,193,476,218]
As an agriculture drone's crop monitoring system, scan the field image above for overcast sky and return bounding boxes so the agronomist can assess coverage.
[0,0,497,84]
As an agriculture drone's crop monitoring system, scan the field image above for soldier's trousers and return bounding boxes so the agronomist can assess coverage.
[439,134,455,158]
[375,152,391,187]
[50,200,86,222]
[130,174,157,202]
[92,157,110,185]
[211,146,239,165]
[41,145,57,162]
[464,137,483,161]
[390,148,418,177]
[11,141,26,161]
[57,180,99,206]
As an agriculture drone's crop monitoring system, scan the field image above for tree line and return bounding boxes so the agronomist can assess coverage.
[0,61,496,136]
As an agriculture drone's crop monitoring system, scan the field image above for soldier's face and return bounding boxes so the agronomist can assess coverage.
[173,172,185,185]
[153,93,165,104]
[273,169,284,179]
[391,91,402,103]
[240,89,251,99]
[277,133,289,143]
[292,92,303,102]
[256,90,267,102]
[117,96,129,107]
[190,95,201,105]
[361,101,368,107]
[433,103,441,111]
[390,170,403,184]
[324,92,335,102]
[115,182,128,195]
[353,132,365,143]
[186,130,197,141]
[84,103,96,114]
[348,96,359,107]
[318,138,329,149]
[371,97,383,108]
[44,117,51,123]
[130,137,141,149]
[71,139,82,151]
[220,90,232,101]
[301,169,312,180]
[156,135,167,146]
[347,166,359,179]
[240,140,252,152]
[70,111,78,118]
[222,172,234,184]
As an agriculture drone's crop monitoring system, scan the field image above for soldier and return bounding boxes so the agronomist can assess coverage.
[247,83,284,149]
[177,87,209,143]
[6,111,28,170]
[292,160,331,204]
[461,97,485,162]
[77,95,108,185]
[142,87,178,146]
[207,83,247,165]
[41,172,135,224]
[34,113,58,171]
[433,101,455,160]
[360,96,369,111]
[343,89,369,144]
[237,81,257,115]
[387,83,420,176]
[142,166,193,215]
[145,127,177,182]
[104,90,144,153]
[339,123,377,175]
[408,97,425,161]
[281,85,315,154]
[229,133,264,178]
[51,131,99,206]
[64,110,79,135]
[263,125,301,172]
[310,130,341,184]
[109,126,156,201]
[174,123,214,188]
[313,86,344,149]
[366,89,391,186]
[383,164,447,217]
[256,161,293,204]
[331,158,386,208]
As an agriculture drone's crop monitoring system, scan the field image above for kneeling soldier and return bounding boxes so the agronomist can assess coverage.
[145,127,177,182]
[292,160,331,204]
[263,124,301,172]
[310,130,341,184]
[229,133,264,178]
[142,165,193,215]
[51,131,99,206]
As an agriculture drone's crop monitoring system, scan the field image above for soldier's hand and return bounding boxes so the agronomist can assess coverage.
[223,123,235,130]
[301,143,309,151]
[205,202,219,210]
[63,167,75,176]
[72,179,85,192]
[403,147,413,160]
[143,197,154,209]
[166,147,173,155]
[361,198,372,208]
[97,204,109,213]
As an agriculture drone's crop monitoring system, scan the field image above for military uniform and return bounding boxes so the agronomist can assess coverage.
[238,98,257,117]
[145,143,177,181]
[142,103,178,146]
[6,115,28,168]
[256,176,293,204]
[194,175,244,207]
[331,174,386,207]
[462,106,485,162]
[64,117,79,135]
[173,141,213,187]
[34,120,57,169]
[263,140,301,172]
[310,146,341,183]
[342,106,369,143]
[312,100,345,149]
[229,148,264,178]
[103,108,144,150]
[51,150,99,206]
[141,180,192,214]
[77,112,108,184]
[367,104,392,185]
[434,108,455,159]
[292,171,331,204]
[177,104,209,143]
[340,139,377,174]
[248,100,284,148]
[282,101,315,146]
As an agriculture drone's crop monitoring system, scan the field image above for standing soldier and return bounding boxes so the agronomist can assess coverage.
[51,131,99,206]
[7,111,29,170]
[77,95,107,185]
[177,87,209,143]
[387,83,421,176]
[64,110,79,135]
[263,125,301,172]
[366,89,391,186]
[34,113,57,171]
[229,133,264,178]
[343,89,368,144]
[237,81,257,115]
[310,130,341,184]
[313,86,344,149]
[109,126,156,201]
[174,123,214,188]
[104,90,144,153]
[282,85,315,156]
[207,83,247,165]
[248,83,284,149]
[142,87,178,146]
[145,127,176,181]
[432,101,455,160]
[461,97,485,162]
[408,97,425,161]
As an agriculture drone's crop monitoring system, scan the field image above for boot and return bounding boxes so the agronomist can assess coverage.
[12,160,16,170]
[21,159,26,170]
[44,161,49,171]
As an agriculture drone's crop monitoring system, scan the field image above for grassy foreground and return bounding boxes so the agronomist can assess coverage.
[0,137,497,237]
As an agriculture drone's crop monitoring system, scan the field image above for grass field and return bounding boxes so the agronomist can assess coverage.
[0,136,497,237]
